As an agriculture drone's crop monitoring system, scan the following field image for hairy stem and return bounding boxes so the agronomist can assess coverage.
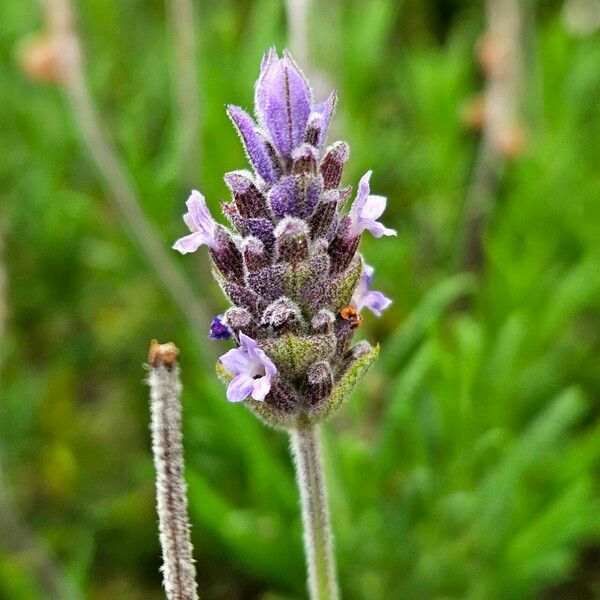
[290,422,339,600]
[166,0,201,186]
[148,341,198,600]
[40,0,211,361]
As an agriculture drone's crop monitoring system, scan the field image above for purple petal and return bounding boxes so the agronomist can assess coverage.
[353,171,372,213]
[186,190,215,232]
[254,347,278,378]
[362,290,392,317]
[362,263,374,287]
[227,105,278,183]
[220,346,251,373]
[350,262,392,316]
[349,172,396,238]
[361,219,397,238]
[306,91,337,150]
[239,332,260,352]
[251,375,271,401]
[254,49,311,157]
[172,232,209,254]
[173,190,218,253]
[227,374,255,402]
[361,194,387,220]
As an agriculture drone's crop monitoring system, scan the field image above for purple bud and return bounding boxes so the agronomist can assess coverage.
[334,316,355,356]
[255,49,312,158]
[303,174,324,217]
[306,361,333,405]
[262,378,300,415]
[223,283,262,316]
[309,190,338,239]
[227,105,279,184]
[328,220,360,274]
[260,297,303,334]
[222,204,275,249]
[305,91,337,151]
[292,143,318,174]
[275,218,309,263]
[224,170,271,220]
[209,315,232,340]
[311,309,335,335]
[268,176,301,219]
[242,236,269,272]
[320,141,349,189]
[210,227,244,282]
[247,264,287,301]
[224,306,258,339]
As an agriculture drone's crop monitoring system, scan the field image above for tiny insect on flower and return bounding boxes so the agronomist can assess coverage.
[340,306,363,329]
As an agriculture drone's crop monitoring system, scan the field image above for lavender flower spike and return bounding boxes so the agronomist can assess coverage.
[351,263,392,317]
[172,47,396,600]
[173,190,219,254]
[349,171,397,238]
[219,333,277,402]
[255,48,311,158]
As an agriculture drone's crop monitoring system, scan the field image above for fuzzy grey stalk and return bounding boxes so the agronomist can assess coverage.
[147,340,198,600]
[291,421,339,600]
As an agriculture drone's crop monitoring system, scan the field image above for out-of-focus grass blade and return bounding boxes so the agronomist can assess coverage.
[380,273,477,372]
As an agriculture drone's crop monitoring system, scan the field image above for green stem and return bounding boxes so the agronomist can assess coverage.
[290,422,340,600]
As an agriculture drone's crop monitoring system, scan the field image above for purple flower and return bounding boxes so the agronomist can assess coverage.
[209,316,232,340]
[255,48,311,158]
[173,190,219,254]
[348,171,397,238]
[350,263,392,317]
[219,333,277,402]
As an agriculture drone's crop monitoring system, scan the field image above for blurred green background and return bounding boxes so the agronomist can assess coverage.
[1,0,600,598]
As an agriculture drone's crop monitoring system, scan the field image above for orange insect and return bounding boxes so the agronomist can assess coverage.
[340,305,363,329]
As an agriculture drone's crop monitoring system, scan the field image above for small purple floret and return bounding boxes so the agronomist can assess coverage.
[209,316,232,340]
[255,48,311,158]
[350,263,392,317]
[348,171,397,238]
[219,333,277,402]
[172,190,219,254]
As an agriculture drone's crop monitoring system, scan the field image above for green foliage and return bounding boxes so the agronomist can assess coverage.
[1,1,599,599]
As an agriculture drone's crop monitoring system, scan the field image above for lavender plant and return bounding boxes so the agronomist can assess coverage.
[173,48,395,599]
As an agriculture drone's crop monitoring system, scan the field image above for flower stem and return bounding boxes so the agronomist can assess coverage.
[147,341,199,600]
[290,421,340,600]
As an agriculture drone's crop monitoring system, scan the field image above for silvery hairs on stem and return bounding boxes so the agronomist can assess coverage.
[147,341,198,600]
[173,48,395,428]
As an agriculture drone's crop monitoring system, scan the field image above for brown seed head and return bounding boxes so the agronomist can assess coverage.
[148,340,180,369]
